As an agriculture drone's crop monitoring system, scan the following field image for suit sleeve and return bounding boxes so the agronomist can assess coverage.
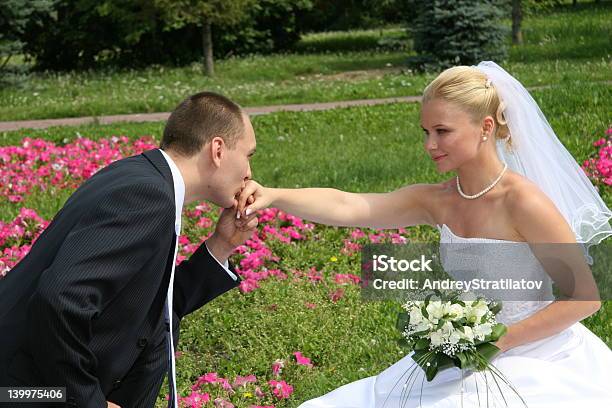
[172,242,241,319]
[26,183,175,406]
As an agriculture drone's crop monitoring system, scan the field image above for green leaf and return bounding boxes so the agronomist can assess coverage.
[490,301,502,315]
[437,354,455,371]
[455,351,468,368]
[397,337,412,348]
[396,312,409,331]
[476,342,501,363]
[490,323,507,341]
[414,338,429,350]
[421,305,429,319]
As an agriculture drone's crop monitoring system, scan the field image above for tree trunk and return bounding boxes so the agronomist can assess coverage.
[202,20,214,76]
[0,54,12,70]
[512,0,523,45]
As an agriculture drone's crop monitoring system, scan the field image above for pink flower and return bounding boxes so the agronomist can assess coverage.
[334,273,361,285]
[268,380,293,399]
[305,302,317,309]
[293,351,314,368]
[306,267,322,283]
[368,232,385,243]
[191,372,220,390]
[196,217,213,229]
[231,374,256,389]
[268,269,288,280]
[341,239,362,256]
[593,138,606,147]
[329,288,345,303]
[239,278,260,293]
[214,398,234,408]
[350,229,366,239]
[180,391,210,408]
[271,359,284,376]
[218,378,233,390]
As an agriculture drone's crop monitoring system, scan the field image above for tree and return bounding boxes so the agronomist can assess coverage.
[0,0,55,69]
[512,0,523,45]
[406,0,509,72]
[155,0,254,76]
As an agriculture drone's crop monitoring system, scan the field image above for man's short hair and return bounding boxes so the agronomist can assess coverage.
[160,91,245,156]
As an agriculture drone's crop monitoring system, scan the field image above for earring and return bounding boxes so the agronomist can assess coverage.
[482,135,488,141]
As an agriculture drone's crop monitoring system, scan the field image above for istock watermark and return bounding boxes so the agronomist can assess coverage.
[360,242,610,302]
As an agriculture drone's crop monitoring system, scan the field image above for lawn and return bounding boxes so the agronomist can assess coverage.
[0,2,610,407]
[1,80,610,406]
[0,2,610,121]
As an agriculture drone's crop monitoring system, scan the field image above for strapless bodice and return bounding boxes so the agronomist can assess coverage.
[438,224,554,325]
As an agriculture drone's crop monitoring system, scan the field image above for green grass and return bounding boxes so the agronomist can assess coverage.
[295,27,409,53]
[1,92,610,406]
[0,2,610,121]
[0,3,610,406]
[2,84,610,405]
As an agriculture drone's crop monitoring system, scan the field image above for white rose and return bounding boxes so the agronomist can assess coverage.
[466,301,489,323]
[442,321,454,335]
[473,323,493,340]
[413,320,431,333]
[426,301,449,321]
[449,303,464,320]
[448,331,461,345]
[461,326,475,342]
[410,307,424,324]
[429,330,446,347]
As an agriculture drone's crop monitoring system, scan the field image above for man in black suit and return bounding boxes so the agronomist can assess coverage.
[0,92,259,407]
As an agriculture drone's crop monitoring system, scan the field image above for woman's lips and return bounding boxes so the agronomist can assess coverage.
[432,154,447,162]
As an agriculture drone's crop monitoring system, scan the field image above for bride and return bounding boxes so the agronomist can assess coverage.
[236,62,612,407]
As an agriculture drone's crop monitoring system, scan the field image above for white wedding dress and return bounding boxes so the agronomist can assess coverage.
[299,224,612,408]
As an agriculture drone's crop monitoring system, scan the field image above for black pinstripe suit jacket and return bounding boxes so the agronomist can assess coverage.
[0,149,241,407]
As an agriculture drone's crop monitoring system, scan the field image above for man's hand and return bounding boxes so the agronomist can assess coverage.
[236,180,274,217]
[207,205,258,263]
[107,402,121,408]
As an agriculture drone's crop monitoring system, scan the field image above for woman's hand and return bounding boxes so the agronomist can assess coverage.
[493,335,513,354]
[236,180,274,217]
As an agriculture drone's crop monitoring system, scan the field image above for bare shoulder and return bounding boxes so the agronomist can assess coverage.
[394,179,455,226]
[504,172,575,243]
[396,179,454,203]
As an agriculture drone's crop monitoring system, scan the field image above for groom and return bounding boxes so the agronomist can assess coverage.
[0,92,258,407]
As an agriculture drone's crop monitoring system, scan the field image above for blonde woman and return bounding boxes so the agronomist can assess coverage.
[238,62,612,407]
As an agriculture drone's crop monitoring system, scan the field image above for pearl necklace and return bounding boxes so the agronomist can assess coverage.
[456,163,508,199]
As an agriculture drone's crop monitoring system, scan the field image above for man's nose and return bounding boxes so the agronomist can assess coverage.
[245,162,252,180]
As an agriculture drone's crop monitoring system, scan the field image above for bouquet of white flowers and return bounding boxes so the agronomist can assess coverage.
[392,290,527,407]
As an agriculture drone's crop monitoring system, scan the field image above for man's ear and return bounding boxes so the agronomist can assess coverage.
[209,136,225,168]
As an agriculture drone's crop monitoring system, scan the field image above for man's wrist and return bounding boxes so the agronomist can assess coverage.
[206,234,235,263]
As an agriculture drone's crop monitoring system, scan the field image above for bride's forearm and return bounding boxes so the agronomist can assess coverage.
[267,187,358,226]
[497,300,601,352]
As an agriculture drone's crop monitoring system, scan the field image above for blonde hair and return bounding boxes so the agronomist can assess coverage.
[422,66,511,145]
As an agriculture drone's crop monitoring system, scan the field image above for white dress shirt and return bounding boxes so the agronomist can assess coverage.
[158,148,237,407]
